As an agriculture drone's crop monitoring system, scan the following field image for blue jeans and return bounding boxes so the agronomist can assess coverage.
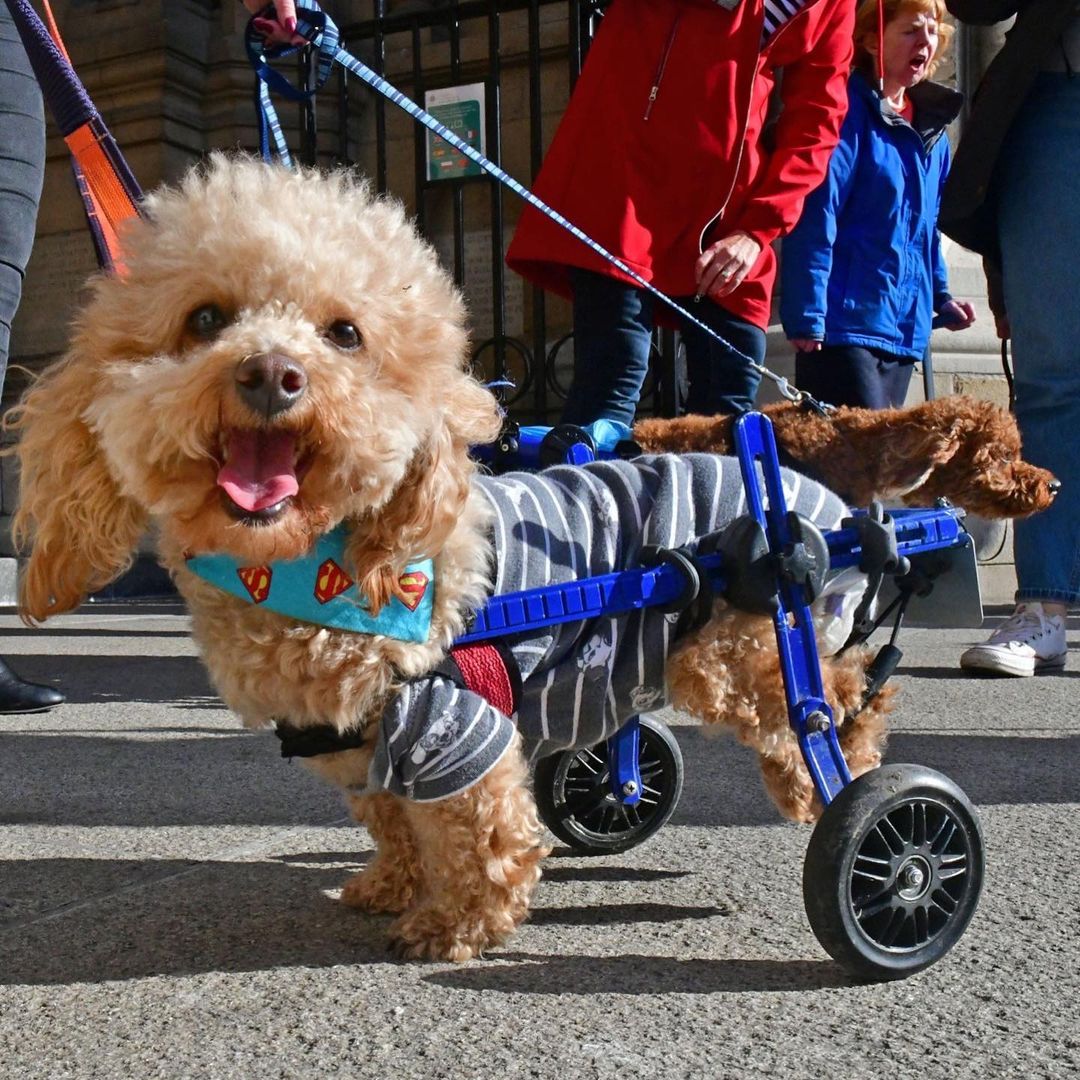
[999,74,1080,606]
[566,268,764,426]
[0,4,44,388]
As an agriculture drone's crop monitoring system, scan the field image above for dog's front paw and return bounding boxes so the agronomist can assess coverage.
[387,905,517,963]
[340,862,418,915]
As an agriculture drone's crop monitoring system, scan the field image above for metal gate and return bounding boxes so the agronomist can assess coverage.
[296,0,676,422]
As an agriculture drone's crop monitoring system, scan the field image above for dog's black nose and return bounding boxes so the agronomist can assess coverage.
[235,352,308,417]
[1049,479,1062,496]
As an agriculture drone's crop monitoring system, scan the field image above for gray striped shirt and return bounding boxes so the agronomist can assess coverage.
[367,454,847,802]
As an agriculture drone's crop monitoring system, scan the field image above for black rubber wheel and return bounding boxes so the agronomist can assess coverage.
[803,764,984,980]
[533,715,684,855]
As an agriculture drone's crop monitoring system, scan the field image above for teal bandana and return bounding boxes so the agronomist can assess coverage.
[185,524,435,642]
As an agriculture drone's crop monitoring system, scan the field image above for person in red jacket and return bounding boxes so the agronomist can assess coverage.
[506,0,855,426]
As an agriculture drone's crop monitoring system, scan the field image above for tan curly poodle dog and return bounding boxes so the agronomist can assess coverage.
[635,397,1058,519]
[9,155,891,961]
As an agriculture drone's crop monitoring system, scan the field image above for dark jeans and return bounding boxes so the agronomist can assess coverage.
[795,344,915,410]
[566,268,764,426]
[0,3,45,389]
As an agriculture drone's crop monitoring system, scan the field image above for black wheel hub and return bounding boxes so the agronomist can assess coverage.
[559,742,667,839]
[851,797,974,953]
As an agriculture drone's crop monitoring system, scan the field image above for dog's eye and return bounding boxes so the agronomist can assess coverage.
[324,320,363,351]
[186,304,229,341]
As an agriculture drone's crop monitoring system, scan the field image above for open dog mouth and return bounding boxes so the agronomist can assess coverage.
[217,428,306,524]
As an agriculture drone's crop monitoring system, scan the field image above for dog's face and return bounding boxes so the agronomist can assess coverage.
[902,404,1059,519]
[11,156,501,620]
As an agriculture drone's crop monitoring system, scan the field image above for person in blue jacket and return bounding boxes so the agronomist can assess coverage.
[780,0,976,409]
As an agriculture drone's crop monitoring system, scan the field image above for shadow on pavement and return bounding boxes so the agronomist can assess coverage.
[670,729,1080,828]
[527,901,730,927]
[0,729,342,826]
[0,855,742,988]
[8,654,220,707]
[2,726,1077,829]
[0,855,380,985]
[426,952,853,994]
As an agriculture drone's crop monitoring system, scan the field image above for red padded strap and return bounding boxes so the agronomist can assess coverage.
[448,643,520,717]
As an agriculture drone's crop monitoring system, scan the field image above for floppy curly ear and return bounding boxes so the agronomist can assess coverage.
[7,350,149,623]
[872,420,962,500]
[346,377,501,612]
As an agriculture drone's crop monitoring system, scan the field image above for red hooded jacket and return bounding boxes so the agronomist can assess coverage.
[506,0,855,329]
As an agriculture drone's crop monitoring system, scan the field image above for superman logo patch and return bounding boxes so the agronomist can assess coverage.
[237,565,272,604]
[397,569,429,612]
[315,559,354,604]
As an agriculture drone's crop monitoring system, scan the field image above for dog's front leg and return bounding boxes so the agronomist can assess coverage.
[388,743,547,962]
[341,792,423,915]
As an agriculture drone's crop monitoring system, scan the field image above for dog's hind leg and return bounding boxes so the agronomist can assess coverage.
[388,741,547,962]
[759,744,821,824]
[341,792,423,915]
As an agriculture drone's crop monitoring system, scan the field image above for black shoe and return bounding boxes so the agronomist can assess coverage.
[0,656,65,714]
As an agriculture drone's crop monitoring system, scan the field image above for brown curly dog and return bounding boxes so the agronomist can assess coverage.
[635,397,1058,519]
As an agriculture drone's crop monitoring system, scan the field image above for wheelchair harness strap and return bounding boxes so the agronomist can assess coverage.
[274,641,522,759]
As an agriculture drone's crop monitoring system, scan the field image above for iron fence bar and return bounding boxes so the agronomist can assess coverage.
[299,42,317,165]
[373,0,388,192]
[527,0,547,416]
[412,19,426,232]
[487,0,508,390]
[334,0,661,422]
[335,40,347,164]
[450,10,466,285]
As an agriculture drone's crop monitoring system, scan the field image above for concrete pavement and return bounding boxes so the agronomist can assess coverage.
[1,600,1078,1080]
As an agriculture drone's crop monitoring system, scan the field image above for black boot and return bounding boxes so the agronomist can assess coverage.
[0,656,65,713]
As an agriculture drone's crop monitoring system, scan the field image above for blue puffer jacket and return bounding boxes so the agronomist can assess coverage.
[780,69,963,360]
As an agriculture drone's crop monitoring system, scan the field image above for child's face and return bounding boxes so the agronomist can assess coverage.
[872,8,940,89]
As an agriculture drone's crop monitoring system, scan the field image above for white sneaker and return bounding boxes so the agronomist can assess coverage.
[960,603,1068,677]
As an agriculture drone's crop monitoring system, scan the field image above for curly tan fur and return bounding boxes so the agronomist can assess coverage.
[635,397,1058,520]
[9,156,889,960]
[669,602,896,824]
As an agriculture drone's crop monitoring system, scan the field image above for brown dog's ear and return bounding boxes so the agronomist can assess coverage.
[871,421,961,500]
[346,377,501,612]
[7,350,148,623]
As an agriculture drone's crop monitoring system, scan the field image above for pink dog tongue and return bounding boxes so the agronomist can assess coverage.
[218,429,299,512]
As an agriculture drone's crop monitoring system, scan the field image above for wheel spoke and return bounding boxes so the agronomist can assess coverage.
[875,816,907,856]
[576,748,607,774]
[937,863,968,882]
[913,801,928,848]
[855,886,897,920]
[930,888,959,916]
[929,817,958,855]
[877,907,911,947]
[638,761,666,784]
[853,853,892,884]
[564,787,613,824]
[914,904,930,945]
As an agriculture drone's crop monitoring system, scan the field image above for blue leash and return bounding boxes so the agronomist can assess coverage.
[244,0,826,410]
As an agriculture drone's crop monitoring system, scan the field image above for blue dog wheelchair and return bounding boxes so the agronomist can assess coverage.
[466,411,985,981]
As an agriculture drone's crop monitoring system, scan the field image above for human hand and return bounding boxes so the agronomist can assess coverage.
[695,231,763,300]
[937,299,977,332]
[993,311,1011,340]
[241,0,304,46]
[790,337,823,353]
